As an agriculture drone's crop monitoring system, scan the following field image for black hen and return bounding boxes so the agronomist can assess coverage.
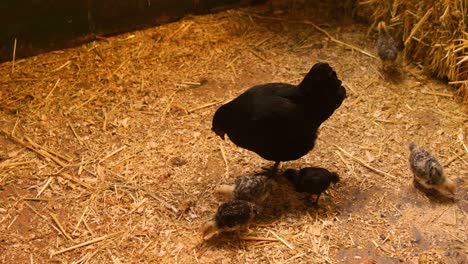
[283,167,340,205]
[212,62,346,174]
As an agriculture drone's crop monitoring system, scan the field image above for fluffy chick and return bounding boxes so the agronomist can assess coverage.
[212,62,346,175]
[201,200,260,240]
[215,175,276,204]
[376,21,399,71]
[409,143,456,197]
[283,167,340,205]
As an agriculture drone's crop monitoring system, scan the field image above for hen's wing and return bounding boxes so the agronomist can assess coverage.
[225,84,316,161]
[229,83,301,122]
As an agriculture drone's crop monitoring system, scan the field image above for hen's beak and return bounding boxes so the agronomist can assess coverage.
[212,128,225,140]
[341,85,347,99]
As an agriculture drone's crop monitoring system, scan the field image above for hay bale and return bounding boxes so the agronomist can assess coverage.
[353,0,468,104]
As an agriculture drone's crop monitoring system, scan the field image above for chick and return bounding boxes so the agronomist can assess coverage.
[214,175,275,204]
[201,200,260,240]
[409,143,456,197]
[376,21,399,72]
[283,167,340,205]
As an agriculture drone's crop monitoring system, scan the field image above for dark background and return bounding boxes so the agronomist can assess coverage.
[0,0,265,62]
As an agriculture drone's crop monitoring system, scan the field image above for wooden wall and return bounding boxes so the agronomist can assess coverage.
[0,0,265,62]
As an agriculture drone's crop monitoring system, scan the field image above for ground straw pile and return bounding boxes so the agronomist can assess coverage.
[354,0,468,104]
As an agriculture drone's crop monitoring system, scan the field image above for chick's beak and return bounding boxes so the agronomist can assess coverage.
[212,127,225,140]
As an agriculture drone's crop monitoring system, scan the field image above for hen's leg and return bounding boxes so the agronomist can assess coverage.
[315,193,321,204]
[258,161,280,177]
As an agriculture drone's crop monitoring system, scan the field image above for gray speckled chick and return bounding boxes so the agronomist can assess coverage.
[409,143,456,197]
[215,175,275,204]
[376,21,399,71]
[201,199,260,240]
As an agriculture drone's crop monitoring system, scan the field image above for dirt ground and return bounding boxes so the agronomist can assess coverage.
[0,2,467,263]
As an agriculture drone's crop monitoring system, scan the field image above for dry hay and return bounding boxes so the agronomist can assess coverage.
[353,0,468,105]
[0,1,467,263]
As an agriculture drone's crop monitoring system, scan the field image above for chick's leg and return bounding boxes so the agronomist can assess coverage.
[235,224,252,239]
[235,228,242,238]
[304,194,320,207]
[315,193,321,204]
[303,195,315,207]
[273,161,282,171]
[241,224,253,234]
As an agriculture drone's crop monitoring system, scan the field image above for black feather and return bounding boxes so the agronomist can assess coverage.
[212,62,346,163]
[283,169,300,185]
[284,167,339,204]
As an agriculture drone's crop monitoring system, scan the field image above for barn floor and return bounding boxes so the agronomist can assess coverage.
[0,2,467,263]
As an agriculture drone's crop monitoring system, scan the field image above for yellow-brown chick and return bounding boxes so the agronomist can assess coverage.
[201,200,260,240]
[214,175,275,204]
[376,21,399,71]
[409,143,456,197]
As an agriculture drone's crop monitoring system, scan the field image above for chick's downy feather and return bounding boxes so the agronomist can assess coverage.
[232,175,275,203]
[212,63,346,165]
[215,200,259,229]
[215,175,275,204]
[376,21,398,65]
[201,200,259,239]
[284,167,340,204]
[409,143,456,196]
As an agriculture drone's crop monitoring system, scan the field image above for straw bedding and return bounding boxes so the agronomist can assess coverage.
[0,1,466,263]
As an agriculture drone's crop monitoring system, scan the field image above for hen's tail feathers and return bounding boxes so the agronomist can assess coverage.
[330,172,340,183]
[299,62,343,95]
